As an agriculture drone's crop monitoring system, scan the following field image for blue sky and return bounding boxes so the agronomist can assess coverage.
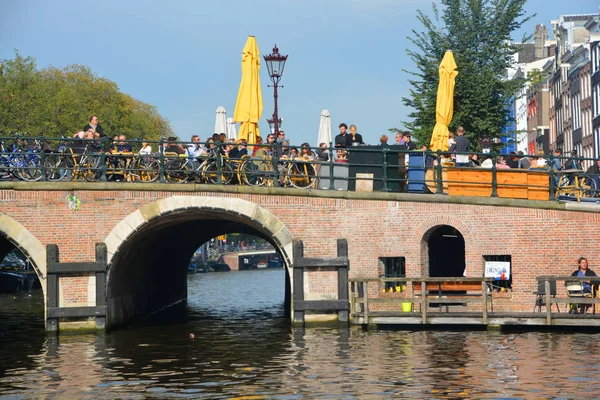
[1,0,597,145]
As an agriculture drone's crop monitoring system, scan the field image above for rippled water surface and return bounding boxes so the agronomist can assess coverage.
[1,269,600,399]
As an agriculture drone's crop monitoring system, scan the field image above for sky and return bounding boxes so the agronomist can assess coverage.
[1,0,598,146]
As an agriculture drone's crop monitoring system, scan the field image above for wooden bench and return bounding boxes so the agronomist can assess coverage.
[412,279,493,313]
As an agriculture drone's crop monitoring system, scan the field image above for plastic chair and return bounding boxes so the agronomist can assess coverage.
[533,280,560,313]
[565,280,594,314]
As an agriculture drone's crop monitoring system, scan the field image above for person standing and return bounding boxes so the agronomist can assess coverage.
[450,126,470,167]
[82,115,105,138]
[335,123,351,148]
[348,124,364,146]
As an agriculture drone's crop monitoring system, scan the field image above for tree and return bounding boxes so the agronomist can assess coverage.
[397,0,532,148]
[0,50,173,140]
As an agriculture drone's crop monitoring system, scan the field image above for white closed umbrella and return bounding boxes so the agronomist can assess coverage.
[317,109,332,146]
[214,106,228,137]
[226,117,237,141]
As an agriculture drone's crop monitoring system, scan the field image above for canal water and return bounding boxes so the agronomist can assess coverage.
[1,269,600,398]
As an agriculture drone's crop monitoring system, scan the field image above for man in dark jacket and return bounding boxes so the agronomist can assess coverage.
[334,123,351,148]
[82,115,105,138]
[449,126,470,167]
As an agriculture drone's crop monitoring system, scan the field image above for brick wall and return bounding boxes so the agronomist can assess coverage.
[2,188,600,313]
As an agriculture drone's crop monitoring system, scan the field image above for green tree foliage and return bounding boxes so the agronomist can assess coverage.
[397,0,532,148]
[0,51,173,140]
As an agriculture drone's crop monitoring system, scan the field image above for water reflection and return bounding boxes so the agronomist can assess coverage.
[1,270,600,398]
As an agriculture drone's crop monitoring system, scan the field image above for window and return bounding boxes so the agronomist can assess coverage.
[379,257,406,291]
[483,255,512,290]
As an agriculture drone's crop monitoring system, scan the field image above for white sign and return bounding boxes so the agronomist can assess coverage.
[485,261,510,280]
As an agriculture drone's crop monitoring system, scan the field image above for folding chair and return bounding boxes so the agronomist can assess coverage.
[565,280,593,314]
[533,280,560,313]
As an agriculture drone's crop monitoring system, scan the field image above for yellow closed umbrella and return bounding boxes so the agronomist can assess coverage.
[233,36,263,147]
[429,50,458,152]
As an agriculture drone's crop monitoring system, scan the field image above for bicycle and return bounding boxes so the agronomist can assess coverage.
[555,168,597,201]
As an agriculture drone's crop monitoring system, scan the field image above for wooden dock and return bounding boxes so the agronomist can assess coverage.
[349,276,600,328]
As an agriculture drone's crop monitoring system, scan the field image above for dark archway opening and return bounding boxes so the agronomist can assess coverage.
[0,235,44,375]
[106,209,291,330]
[428,225,465,277]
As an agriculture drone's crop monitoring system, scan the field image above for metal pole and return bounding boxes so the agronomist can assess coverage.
[328,141,335,190]
[382,147,390,192]
[491,153,498,198]
[435,150,443,194]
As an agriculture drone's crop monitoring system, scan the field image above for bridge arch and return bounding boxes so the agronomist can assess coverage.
[417,215,475,277]
[0,213,46,300]
[103,196,295,328]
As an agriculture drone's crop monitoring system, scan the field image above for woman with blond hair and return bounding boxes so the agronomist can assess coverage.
[349,124,364,146]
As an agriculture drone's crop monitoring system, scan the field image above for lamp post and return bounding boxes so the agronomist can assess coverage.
[263,45,288,137]
[479,135,493,154]
[267,117,283,134]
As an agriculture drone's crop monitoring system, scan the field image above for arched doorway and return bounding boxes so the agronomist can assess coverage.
[104,196,294,329]
[427,225,465,277]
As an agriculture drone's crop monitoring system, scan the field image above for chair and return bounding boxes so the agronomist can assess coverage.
[533,280,560,313]
[565,280,594,314]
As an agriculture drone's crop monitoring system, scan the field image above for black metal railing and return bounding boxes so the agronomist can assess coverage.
[1,134,599,203]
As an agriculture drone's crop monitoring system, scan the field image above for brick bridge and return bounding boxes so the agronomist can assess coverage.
[1,181,599,331]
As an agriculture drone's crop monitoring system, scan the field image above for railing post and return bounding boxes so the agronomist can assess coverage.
[292,240,304,326]
[382,147,390,192]
[548,153,555,200]
[216,143,223,185]
[435,150,443,194]
[40,134,47,182]
[482,281,488,324]
[545,279,552,325]
[328,141,335,190]
[337,238,349,324]
[491,153,498,198]
[273,141,280,187]
[99,148,107,182]
[158,142,166,183]
[421,281,427,324]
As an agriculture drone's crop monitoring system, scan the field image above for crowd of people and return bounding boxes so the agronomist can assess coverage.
[68,115,600,182]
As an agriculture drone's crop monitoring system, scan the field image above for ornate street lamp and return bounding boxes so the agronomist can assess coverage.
[263,45,288,137]
[267,117,283,134]
[479,135,493,154]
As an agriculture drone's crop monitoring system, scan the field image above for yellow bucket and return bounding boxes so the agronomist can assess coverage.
[402,302,412,312]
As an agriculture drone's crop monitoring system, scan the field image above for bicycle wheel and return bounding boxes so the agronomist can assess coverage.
[165,158,190,183]
[19,158,43,182]
[240,159,266,186]
[44,155,68,181]
[580,175,597,198]
[555,174,575,198]
[288,161,317,189]
[205,160,234,184]
[82,155,103,182]
[140,159,160,182]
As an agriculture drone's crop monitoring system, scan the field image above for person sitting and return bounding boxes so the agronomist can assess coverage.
[226,139,238,158]
[164,137,186,155]
[564,150,582,170]
[187,135,205,158]
[114,135,132,153]
[335,149,348,163]
[299,143,316,161]
[380,135,389,146]
[139,141,152,155]
[316,142,330,162]
[234,139,248,159]
[569,257,598,314]
[496,156,510,169]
